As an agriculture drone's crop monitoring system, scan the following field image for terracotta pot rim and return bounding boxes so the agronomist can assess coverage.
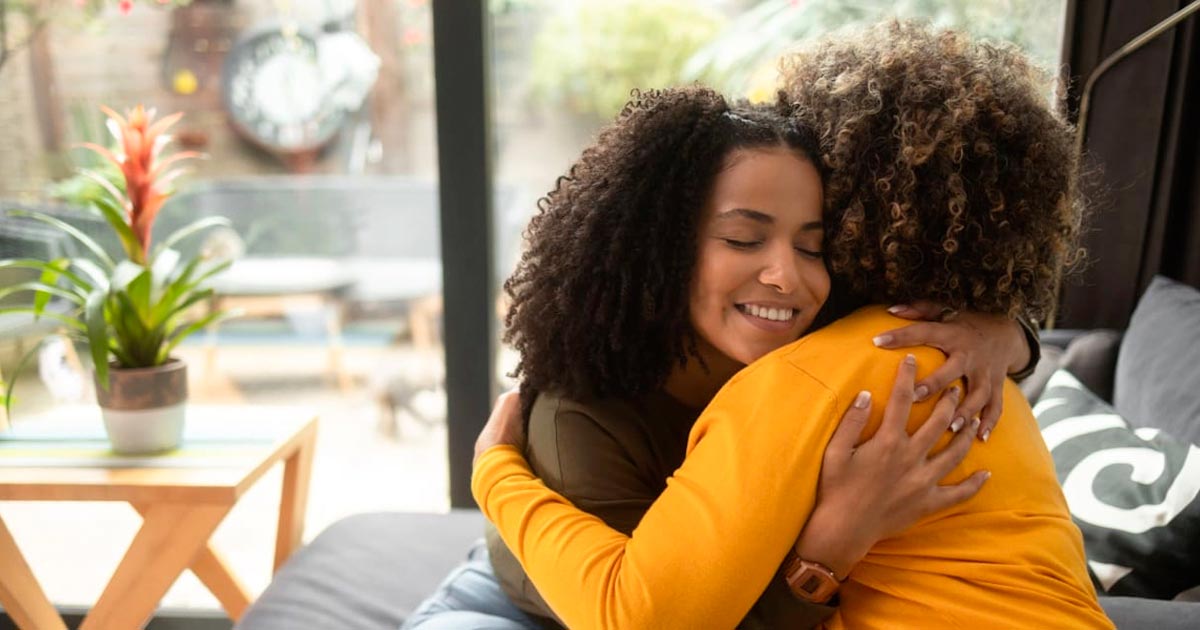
[104,357,186,376]
[95,358,188,410]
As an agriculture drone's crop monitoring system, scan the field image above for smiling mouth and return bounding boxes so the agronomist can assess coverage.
[735,303,797,323]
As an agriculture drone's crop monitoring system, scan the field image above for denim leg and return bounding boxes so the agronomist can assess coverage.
[401,539,543,630]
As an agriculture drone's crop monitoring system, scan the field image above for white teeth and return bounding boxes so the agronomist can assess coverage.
[743,305,794,322]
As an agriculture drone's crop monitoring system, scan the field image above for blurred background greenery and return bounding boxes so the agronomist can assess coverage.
[517,0,1065,121]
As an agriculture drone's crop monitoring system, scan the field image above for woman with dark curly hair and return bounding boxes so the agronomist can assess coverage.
[471,22,1111,630]
[403,86,1030,629]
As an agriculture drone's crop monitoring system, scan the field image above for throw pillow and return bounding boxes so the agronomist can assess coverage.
[1035,368,1200,600]
[1114,275,1200,446]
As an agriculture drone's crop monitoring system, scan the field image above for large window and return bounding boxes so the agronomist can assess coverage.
[0,0,444,612]
[0,0,1069,618]
[487,0,1068,369]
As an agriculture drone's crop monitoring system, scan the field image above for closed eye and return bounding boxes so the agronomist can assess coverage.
[795,247,824,259]
[723,238,761,250]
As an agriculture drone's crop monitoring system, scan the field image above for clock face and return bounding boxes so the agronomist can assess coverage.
[222,29,348,153]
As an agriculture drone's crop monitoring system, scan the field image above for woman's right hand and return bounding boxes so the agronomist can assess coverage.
[792,354,990,580]
[474,389,525,464]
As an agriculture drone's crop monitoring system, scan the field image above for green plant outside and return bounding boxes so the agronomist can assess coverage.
[527,0,1065,114]
[45,104,127,208]
[684,0,1065,102]
[529,0,727,120]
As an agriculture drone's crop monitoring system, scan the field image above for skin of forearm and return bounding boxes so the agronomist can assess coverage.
[791,498,874,580]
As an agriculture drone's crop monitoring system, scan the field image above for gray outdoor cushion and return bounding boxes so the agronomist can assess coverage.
[236,510,485,630]
[1115,275,1200,445]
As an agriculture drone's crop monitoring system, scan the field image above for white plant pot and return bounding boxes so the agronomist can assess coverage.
[100,403,186,454]
[94,359,188,455]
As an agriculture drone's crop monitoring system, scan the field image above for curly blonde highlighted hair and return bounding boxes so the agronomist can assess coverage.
[780,21,1085,322]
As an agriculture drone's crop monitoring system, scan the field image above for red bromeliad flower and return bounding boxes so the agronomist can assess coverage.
[81,105,199,265]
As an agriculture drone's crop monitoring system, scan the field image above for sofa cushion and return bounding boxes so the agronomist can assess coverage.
[1035,369,1200,600]
[1101,596,1200,629]
[1060,330,1124,404]
[234,509,1200,629]
[1115,275,1200,445]
[1019,344,1064,403]
[235,510,485,630]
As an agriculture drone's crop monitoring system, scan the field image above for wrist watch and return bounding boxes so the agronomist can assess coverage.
[1008,315,1042,381]
[782,550,842,603]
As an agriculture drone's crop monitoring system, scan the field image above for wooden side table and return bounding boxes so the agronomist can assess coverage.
[0,406,318,630]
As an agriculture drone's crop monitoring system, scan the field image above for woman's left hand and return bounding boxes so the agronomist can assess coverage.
[474,389,526,463]
[873,301,1029,441]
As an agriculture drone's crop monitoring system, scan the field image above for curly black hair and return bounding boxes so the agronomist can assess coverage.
[503,86,823,407]
[780,21,1085,322]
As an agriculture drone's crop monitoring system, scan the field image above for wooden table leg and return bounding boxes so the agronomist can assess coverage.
[190,544,252,622]
[274,426,316,573]
[131,503,252,622]
[80,503,229,630]
[0,516,67,630]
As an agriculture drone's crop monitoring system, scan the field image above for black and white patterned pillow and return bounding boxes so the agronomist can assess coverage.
[1034,368,1200,600]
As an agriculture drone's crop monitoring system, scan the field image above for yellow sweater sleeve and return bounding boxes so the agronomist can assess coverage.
[475,307,1111,630]
[472,359,842,630]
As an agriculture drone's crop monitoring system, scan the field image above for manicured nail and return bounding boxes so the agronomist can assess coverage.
[970,419,981,436]
[950,416,965,433]
[873,334,894,347]
[948,385,961,399]
[983,470,992,481]
[854,390,871,409]
[981,428,991,442]
[914,385,930,401]
[888,305,906,314]
[904,353,916,366]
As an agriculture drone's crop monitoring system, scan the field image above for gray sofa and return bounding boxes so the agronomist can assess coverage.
[238,276,1200,630]
[234,513,1196,630]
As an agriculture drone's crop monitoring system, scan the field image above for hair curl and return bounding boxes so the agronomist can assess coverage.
[503,86,822,406]
[780,21,1085,322]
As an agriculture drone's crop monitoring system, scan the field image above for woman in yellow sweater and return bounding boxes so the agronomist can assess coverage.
[410,89,1028,630]
[473,22,1110,630]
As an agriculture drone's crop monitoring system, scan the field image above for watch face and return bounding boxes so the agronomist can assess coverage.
[222,28,347,153]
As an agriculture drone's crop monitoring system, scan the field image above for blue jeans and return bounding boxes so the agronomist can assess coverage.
[401,539,545,630]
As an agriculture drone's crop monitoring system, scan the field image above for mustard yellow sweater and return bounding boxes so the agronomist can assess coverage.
[473,306,1113,630]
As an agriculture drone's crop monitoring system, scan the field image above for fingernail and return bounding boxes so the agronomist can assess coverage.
[854,390,871,408]
[873,334,894,347]
[981,428,991,443]
[914,385,929,401]
[887,305,906,314]
[983,470,992,481]
[950,416,965,433]
[948,385,961,399]
[904,353,916,366]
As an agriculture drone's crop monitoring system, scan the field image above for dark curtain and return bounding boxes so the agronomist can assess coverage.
[1057,0,1200,329]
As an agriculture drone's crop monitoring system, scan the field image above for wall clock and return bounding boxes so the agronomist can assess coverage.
[221,26,349,168]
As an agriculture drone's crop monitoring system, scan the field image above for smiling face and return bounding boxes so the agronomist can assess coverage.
[688,146,829,373]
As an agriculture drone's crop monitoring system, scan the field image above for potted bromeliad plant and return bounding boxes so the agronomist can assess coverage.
[0,105,234,453]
